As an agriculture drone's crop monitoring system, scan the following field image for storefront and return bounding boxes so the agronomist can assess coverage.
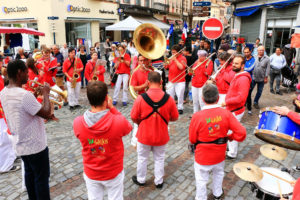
[0,0,119,51]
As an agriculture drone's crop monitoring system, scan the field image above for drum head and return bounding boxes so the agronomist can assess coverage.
[255,167,294,197]
[255,130,300,151]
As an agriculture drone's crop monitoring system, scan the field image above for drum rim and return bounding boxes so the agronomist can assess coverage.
[251,182,293,197]
[260,107,276,113]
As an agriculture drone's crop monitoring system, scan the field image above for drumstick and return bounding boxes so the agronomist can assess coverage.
[262,169,293,184]
[277,180,283,199]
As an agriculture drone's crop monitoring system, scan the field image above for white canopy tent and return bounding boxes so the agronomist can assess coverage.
[105,16,170,31]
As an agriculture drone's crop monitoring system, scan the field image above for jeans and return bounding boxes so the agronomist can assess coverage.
[269,71,281,92]
[21,147,50,200]
[105,54,110,72]
[81,69,88,87]
[246,80,264,111]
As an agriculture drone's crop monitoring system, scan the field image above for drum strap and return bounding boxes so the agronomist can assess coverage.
[140,93,169,125]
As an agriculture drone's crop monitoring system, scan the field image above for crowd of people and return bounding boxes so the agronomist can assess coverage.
[0,34,299,200]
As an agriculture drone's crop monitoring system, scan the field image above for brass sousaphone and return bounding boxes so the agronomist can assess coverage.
[129,23,167,99]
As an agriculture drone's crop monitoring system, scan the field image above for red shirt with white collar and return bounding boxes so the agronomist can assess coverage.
[189,105,246,165]
[165,54,187,83]
[131,88,179,146]
[287,111,300,125]
[215,63,235,94]
[73,107,132,181]
[114,53,131,75]
[84,60,105,82]
[293,178,300,200]
[191,59,213,88]
[130,67,153,95]
[36,57,57,87]
[63,57,84,82]
[225,71,252,115]
[0,76,4,119]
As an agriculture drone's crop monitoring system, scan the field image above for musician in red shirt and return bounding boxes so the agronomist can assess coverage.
[165,45,187,114]
[63,47,84,110]
[112,45,131,106]
[85,53,106,82]
[130,54,154,147]
[189,84,246,200]
[212,51,235,104]
[221,55,252,159]
[73,81,132,200]
[131,72,178,189]
[189,50,213,113]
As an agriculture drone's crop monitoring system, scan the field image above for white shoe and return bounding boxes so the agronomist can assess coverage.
[248,111,252,115]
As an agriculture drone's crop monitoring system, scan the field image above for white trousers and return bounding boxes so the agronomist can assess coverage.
[0,118,16,172]
[166,82,185,110]
[137,142,166,185]
[83,170,124,200]
[217,94,226,106]
[113,74,129,103]
[130,123,138,147]
[194,161,225,200]
[67,81,81,107]
[227,112,245,158]
[192,86,205,113]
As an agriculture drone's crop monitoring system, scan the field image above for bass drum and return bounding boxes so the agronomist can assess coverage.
[250,167,294,200]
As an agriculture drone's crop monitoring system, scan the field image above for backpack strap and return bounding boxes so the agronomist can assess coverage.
[140,92,170,125]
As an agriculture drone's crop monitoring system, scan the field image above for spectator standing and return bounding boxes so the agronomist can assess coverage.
[94,42,101,59]
[230,36,237,50]
[52,45,65,90]
[103,38,111,71]
[87,47,96,61]
[76,45,88,88]
[60,43,69,61]
[252,38,261,57]
[15,48,28,60]
[243,47,255,115]
[269,47,287,95]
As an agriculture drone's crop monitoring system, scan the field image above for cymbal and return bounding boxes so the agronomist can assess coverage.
[260,144,287,161]
[233,162,263,182]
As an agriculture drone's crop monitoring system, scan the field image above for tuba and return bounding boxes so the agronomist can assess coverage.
[129,23,166,99]
[71,58,80,88]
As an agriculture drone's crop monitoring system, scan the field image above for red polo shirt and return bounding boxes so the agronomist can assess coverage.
[36,57,58,87]
[191,59,213,88]
[84,60,105,82]
[166,54,187,83]
[63,58,84,82]
[215,63,235,94]
[114,53,131,75]
[73,107,132,181]
[131,88,179,146]
[189,105,246,165]
[130,67,153,94]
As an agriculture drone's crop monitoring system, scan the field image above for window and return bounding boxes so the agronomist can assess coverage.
[136,0,141,5]
[145,0,150,7]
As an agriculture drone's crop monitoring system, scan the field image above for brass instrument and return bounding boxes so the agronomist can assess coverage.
[163,47,186,66]
[71,58,80,88]
[30,80,68,100]
[209,53,234,80]
[92,59,107,81]
[129,23,166,99]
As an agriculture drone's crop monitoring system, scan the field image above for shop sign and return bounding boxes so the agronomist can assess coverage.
[99,10,114,14]
[2,6,28,14]
[67,5,91,13]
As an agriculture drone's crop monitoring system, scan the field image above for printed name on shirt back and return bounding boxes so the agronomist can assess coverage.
[87,138,108,156]
[206,116,222,136]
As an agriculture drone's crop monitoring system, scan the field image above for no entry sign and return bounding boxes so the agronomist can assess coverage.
[202,18,223,40]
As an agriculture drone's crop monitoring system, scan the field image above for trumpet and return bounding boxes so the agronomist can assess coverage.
[30,80,68,100]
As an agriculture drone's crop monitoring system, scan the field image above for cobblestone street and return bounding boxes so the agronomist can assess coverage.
[0,80,299,200]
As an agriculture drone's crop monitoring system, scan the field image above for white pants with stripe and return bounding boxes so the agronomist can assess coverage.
[194,161,225,200]
[0,118,16,172]
[137,142,166,185]
[130,123,138,147]
[113,74,129,103]
[166,82,185,110]
[227,112,245,158]
[192,86,205,113]
[83,170,124,200]
[67,81,81,107]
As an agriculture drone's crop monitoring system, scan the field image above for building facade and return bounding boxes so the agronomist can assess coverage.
[0,0,119,50]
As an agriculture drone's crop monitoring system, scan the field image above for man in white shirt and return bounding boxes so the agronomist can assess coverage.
[0,60,51,200]
[60,43,68,61]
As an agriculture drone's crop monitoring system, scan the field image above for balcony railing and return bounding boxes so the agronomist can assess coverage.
[153,2,169,12]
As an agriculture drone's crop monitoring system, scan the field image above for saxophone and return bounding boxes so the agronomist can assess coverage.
[92,60,100,81]
[71,58,80,88]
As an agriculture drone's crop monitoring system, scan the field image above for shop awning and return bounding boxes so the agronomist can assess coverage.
[234,0,299,17]
[0,27,45,36]
[105,16,170,31]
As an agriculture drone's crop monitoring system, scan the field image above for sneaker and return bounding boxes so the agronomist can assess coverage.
[270,89,275,94]
[253,103,259,109]
[132,176,145,186]
[226,155,236,160]
[9,166,20,173]
[213,190,224,200]
[155,182,164,189]
[276,91,283,95]
[178,110,183,115]
[63,102,69,106]
[113,101,117,106]
[75,105,82,109]
[122,102,127,106]
[248,110,252,115]
[292,165,300,172]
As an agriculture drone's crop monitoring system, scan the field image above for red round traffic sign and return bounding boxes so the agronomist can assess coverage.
[202,18,224,40]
